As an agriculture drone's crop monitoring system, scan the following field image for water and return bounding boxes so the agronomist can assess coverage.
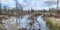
[2,15,50,30]
[37,15,50,30]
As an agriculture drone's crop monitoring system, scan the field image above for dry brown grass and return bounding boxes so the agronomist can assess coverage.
[46,17,60,30]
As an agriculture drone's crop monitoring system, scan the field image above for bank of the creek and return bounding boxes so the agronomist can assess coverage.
[46,17,60,30]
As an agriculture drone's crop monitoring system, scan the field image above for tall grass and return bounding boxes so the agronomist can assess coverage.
[46,17,60,30]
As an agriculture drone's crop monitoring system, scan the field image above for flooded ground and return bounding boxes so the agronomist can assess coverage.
[2,15,50,30]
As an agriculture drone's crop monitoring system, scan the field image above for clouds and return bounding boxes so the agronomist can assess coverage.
[44,0,57,2]
[1,0,60,10]
[44,0,57,6]
[44,0,57,3]
[18,0,59,10]
[1,0,16,8]
[44,0,60,8]
[18,0,46,10]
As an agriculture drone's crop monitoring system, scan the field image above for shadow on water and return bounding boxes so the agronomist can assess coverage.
[2,15,50,30]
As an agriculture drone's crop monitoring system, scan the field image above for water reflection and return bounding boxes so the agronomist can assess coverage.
[2,15,50,30]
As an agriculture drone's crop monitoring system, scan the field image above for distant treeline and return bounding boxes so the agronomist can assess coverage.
[0,5,60,15]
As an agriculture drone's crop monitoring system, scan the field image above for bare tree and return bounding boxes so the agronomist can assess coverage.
[57,0,59,13]
[0,3,1,15]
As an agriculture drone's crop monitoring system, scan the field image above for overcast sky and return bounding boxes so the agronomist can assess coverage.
[1,0,60,10]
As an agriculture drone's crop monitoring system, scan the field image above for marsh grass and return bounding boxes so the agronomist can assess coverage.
[46,17,60,30]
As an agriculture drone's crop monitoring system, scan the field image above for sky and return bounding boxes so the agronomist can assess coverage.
[1,0,60,11]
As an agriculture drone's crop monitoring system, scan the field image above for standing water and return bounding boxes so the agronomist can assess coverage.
[2,15,50,30]
[37,15,50,30]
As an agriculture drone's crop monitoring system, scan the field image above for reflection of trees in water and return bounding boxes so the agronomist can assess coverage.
[2,16,41,30]
[2,15,49,30]
[26,15,41,30]
[2,17,18,30]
